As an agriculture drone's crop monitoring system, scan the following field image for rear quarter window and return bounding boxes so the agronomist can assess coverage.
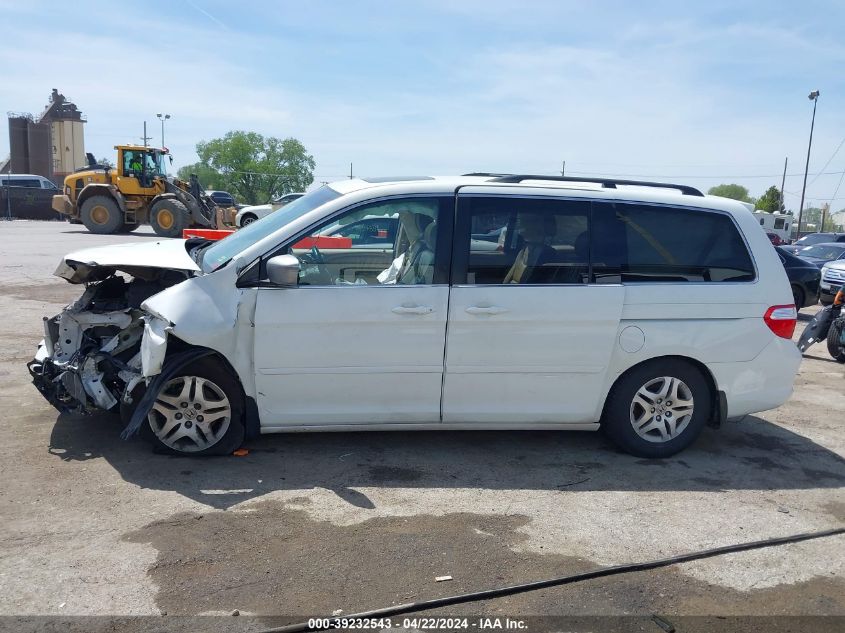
[592,202,755,283]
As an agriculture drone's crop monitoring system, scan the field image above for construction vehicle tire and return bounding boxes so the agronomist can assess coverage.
[80,195,124,234]
[150,199,188,238]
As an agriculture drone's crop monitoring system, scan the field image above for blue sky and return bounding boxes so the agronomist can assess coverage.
[1,0,844,208]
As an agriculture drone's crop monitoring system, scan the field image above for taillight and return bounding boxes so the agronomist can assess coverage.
[764,305,797,339]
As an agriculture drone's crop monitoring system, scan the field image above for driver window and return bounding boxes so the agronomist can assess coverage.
[123,151,137,177]
[287,197,442,286]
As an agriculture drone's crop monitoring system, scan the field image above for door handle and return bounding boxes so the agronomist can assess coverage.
[466,305,509,315]
[391,305,434,315]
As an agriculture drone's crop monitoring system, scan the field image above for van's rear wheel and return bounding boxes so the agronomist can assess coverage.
[602,359,711,458]
[80,195,124,234]
[150,199,188,238]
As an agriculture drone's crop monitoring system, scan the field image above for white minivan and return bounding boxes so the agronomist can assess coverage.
[30,175,802,458]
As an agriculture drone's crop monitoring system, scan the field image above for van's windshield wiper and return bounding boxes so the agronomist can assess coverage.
[188,240,214,270]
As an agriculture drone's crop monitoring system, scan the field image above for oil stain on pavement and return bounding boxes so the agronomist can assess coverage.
[123,502,845,620]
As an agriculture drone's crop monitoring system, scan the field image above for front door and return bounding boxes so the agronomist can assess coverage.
[442,191,625,424]
[253,195,452,427]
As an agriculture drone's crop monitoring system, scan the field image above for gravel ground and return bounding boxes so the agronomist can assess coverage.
[0,220,842,632]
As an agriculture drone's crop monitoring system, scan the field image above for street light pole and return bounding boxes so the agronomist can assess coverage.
[4,170,11,221]
[156,113,171,147]
[798,90,820,237]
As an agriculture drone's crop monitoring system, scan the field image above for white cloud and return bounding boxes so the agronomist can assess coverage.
[1,2,843,207]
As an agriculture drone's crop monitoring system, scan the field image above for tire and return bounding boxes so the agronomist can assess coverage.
[80,195,124,234]
[240,213,257,226]
[602,359,712,458]
[141,358,245,456]
[792,285,805,310]
[150,198,188,238]
[826,320,845,363]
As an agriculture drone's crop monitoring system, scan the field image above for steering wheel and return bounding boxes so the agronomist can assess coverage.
[308,245,333,284]
[310,245,325,264]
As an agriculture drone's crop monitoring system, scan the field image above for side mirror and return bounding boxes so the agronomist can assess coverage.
[266,254,300,287]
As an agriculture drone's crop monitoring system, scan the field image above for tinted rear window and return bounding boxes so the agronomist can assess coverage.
[593,202,755,283]
[5,178,39,187]
[796,233,836,246]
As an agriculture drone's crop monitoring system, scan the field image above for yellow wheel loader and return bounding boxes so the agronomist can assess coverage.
[52,146,233,237]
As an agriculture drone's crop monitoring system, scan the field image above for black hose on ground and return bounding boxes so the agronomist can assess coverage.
[262,526,844,633]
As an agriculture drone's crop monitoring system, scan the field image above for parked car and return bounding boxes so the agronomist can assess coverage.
[235,192,305,226]
[820,259,845,305]
[205,190,237,208]
[781,232,845,255]
[766,232,784,246]
[794,242,845,269]
[2,173,60,190]
[318,214,399,248]
[775,246,820,309]
[29,175,801,459]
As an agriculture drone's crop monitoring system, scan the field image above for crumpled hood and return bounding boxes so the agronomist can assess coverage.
[55,239,201,283]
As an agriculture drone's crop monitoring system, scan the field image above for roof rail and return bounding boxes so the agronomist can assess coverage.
[488,174,704,197]
[461,172,515,178]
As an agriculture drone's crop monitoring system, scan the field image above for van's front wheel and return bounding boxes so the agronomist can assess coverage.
[602,360,711,458]
[144,358,245,456]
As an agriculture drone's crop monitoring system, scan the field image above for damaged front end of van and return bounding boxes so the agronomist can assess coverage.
[27,240,202,417]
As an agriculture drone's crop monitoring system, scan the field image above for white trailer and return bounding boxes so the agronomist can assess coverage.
[753,211,793,243]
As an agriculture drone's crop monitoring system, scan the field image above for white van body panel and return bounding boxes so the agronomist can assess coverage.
[35,176,802,456]
[170,180,800,429]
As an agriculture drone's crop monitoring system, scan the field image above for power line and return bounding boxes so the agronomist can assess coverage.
[784,189,845,203]
[809,135,845,187]
[828,169,845,208]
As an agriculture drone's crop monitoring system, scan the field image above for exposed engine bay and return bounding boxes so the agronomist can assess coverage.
[28,270,188,415]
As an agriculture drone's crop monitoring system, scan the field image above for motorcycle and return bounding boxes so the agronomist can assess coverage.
[797,290,845,362]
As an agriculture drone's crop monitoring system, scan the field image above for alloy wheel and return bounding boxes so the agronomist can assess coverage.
[629,376,694,443]
[148,375,232,452]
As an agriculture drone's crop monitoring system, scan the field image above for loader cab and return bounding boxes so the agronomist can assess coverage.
[116,146,168,194]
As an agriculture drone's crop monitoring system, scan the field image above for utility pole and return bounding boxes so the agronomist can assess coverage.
[798,90,820,237]
[141,121,152,147]
[561,161,566,176]
[779,157,788,212]
[349,162,353,179]
[822,202,830,232]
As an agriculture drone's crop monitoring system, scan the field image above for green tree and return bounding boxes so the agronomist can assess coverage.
[707,184,754,202]
[707,183,753,203]
[800,206,823,231]
[755,186,784,213]
[194,131,315,204]
[177,162,228,192]
[98,156,114,168]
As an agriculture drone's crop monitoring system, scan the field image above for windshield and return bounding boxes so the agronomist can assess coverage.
[799,244,844,260]
[201,185,342,272]
[795,234,831,247]
[152,151,168,176]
